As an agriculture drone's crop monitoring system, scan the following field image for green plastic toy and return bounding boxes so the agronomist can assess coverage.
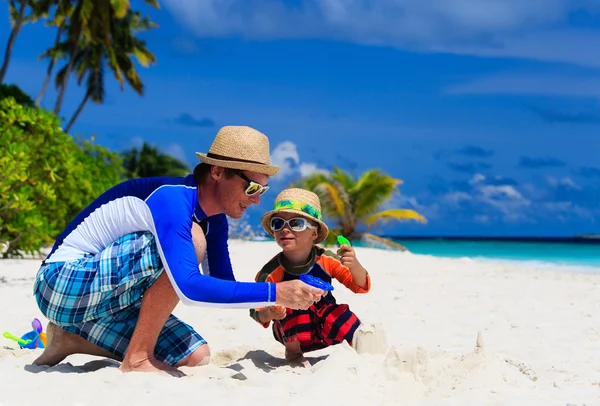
[336,234,351,247]
[3,332,31,346]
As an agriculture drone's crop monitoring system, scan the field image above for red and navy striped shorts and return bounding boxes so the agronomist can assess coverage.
[272,302,361,352]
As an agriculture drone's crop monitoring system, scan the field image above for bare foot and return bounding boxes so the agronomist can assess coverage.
[119,355,185,377]
[33,322,119,367]
[284,341,310,367]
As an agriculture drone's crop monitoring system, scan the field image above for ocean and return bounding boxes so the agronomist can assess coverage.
[385,237,600,272]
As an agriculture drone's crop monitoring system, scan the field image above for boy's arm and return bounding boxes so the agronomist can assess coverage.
[323,252,371,293]
[249,260,279,328]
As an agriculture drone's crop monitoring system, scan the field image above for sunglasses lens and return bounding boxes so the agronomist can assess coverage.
[246,183,261,195]
[271,218,285,231]
[259,186,269,195]
[289,218,307,231]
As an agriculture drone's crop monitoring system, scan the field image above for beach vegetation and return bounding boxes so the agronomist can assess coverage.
[121,142,190,179]
[293,167,426,245]
[0,95,122,257]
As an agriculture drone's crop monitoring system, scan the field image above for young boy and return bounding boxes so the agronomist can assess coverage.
[250,188,371,365]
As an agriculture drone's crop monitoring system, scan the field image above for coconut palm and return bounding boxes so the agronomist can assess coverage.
[292,167,426,243]
[58,10,156,132]
[35,0,74,106]
[52,0,159,115]
[0,0,48,83]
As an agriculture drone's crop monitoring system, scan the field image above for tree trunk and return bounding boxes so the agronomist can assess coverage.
[53,50,75,115]
[36,23,64,107]
[53,28,82,116]
[0,0,28,83]
[65,92,90,133]
[64,91,90,133]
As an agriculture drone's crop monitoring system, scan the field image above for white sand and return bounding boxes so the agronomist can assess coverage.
[1,240,599,406]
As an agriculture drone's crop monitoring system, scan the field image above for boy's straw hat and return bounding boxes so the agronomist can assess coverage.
[261,188,329,243]
[195,126,280,176]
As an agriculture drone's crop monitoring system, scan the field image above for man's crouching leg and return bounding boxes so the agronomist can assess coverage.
[175,221,210,368]
[33,322,120,367]
[119,222,208,376]
[176,344,211,367]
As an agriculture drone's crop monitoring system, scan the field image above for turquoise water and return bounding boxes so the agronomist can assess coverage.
[386,238,600,271]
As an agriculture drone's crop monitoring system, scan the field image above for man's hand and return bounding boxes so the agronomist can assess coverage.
[258,306,287,323]
[275,280,326,310]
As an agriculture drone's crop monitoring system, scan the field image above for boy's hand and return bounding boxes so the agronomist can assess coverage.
[337,245,369,289]
[269,306,287,320]
[337,245,359,269]
[258,306,287,323]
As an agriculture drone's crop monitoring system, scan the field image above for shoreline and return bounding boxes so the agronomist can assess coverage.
[239,237,600,274]
[4,237,599,275]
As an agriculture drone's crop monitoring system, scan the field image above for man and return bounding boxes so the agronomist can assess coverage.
[32,126,325,376]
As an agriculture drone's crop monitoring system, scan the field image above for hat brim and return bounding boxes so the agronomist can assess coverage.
[261,209,329,244]
[196,152,280,176]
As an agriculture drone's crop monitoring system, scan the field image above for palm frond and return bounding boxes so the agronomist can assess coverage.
[317,182,345,219]
[363,209,427,227]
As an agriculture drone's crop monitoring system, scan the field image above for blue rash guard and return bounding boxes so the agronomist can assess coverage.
[43,174,277,308]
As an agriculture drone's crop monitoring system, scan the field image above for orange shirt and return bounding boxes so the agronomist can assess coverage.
[249,246,371,327]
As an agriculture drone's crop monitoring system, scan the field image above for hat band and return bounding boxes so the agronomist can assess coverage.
[206,153,267,166]
[273,199,322,220]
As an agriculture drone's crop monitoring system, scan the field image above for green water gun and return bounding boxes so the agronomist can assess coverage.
[336,234,351,248]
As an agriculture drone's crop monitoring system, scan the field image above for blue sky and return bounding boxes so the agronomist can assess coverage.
[2,0,599,237]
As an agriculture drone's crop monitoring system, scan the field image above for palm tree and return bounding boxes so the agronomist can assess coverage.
[61,45,105,133]
[0,0,44,83]
[59,10,156,132]
[52,0,159,115]
[35,0,73,106]
[122,142,190,179]
[292,167,426,243]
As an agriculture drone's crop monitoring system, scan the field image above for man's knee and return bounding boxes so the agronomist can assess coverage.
[191,222,207,263]
[177,343,210,367]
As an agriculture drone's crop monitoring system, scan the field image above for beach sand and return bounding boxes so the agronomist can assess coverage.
[0,240,598,406]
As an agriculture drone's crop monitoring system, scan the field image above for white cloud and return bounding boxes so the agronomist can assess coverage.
[477,184,531,221]
[270,141,300,178]
[546,176,581,189]
[436,29,600,69]
[446,73,600,97]
[469,173,486,185]
[450,174,533,222]
[384,191,439,220]
[163,0,600,67]
[442,191,472,206]
[540,201,597,222]
[164,143,190,166]
[299,162,326,177]
[270,141,328,180]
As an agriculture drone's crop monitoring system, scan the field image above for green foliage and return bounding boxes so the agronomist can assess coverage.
[0,96,122,257]
[0,83,34,107]
[293,167,427,242]
[122,142,190,179]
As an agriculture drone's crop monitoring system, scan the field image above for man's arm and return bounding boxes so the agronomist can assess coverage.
[145,186,276,308]
[202,215,236,281]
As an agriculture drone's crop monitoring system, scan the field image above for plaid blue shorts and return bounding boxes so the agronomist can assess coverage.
[33,231,206,365]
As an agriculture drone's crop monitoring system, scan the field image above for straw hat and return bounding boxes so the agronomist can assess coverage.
[261,188,329,244]
[195,126,280,176]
